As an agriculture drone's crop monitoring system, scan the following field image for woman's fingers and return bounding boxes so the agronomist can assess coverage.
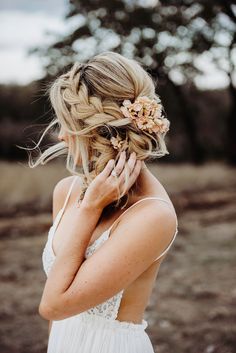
[100,151,126,180]
[100,158,116,178]
[117,152,137,184]
[100,151,140,192]
[120,159,142,194]
[130,159,142,184]
[126,152,137,174]
[112,151,126,175]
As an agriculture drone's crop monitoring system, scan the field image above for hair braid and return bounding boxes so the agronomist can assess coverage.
[26,51,171,211]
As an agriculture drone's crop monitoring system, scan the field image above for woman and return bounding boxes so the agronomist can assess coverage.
[33,51,178,352]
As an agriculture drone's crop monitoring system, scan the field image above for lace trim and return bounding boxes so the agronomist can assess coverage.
[41,227,54,276]
[84,230,109,257]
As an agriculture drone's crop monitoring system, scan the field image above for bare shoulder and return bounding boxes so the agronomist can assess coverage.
[52,176,77,221]
[131,198,176,234]
[111,198,177,257]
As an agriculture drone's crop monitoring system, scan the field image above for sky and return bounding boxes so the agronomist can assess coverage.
[0,0,232,89]
[0,0,73,85]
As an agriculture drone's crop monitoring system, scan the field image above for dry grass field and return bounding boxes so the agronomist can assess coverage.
[0,160,235,353]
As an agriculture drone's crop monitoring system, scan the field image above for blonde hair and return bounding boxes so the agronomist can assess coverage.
[24,51,170,209]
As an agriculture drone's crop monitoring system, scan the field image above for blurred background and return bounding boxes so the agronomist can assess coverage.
[0,1,235,352]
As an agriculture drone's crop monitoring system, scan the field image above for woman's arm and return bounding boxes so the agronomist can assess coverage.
[39,199,103,319]
[38,156,123,320]
[46,176,89,337]
[39,152,143,321]
[46,178,71,337]
[40,201,176,321]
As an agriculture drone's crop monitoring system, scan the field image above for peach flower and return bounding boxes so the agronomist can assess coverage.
[120,96,170,134]
[110,135,129,150]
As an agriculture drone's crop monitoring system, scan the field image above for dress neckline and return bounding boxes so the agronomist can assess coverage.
[49,218,111,259]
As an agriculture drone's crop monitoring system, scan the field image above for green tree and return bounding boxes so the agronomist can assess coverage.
[31,0,236,164]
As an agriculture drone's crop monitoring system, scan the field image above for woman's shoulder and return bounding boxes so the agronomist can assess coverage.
[108,195,177,259]
[124,178,177,232]
[127,194,176,224]
[53,176,76,199]
[52,175,81,220]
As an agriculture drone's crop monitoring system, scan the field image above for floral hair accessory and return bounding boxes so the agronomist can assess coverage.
[120,96,170,134]
[110,135,129,151]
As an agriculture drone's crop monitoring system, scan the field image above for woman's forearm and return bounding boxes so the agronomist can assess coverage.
[39,202,103,315]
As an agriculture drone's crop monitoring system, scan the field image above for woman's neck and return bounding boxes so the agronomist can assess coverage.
[128,162,159,203]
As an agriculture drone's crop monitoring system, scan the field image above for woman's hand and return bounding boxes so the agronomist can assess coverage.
[81,151,142,210]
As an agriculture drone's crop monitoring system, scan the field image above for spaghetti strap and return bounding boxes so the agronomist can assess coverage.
[53,176,78,232]
[107,196,178,234]
[153,228,178,262]
[105,196,178,263]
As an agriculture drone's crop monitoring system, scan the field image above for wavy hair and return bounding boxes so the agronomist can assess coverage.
[25,51,170,210]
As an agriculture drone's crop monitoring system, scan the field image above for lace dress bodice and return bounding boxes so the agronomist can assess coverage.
[42,176,178,321]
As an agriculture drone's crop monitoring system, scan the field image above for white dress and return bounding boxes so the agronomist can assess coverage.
[42,176,178,353]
